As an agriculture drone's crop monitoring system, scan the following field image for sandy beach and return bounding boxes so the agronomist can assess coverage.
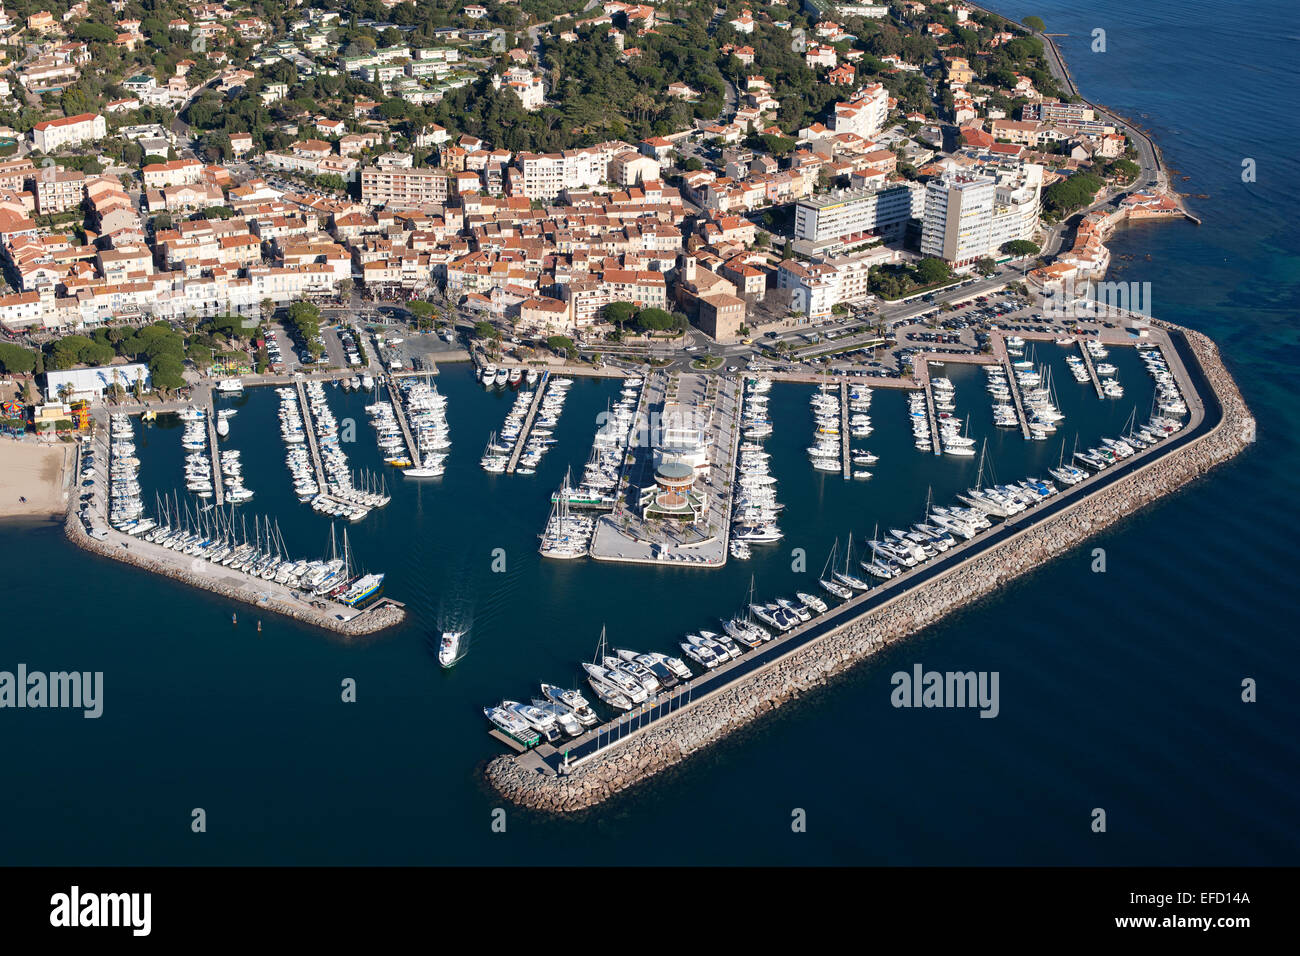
[0,439,74,518]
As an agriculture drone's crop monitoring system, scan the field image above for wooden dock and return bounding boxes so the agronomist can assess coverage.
[839,382,850,479]
[506,370,548,475]
[205,398,224,507]
[995,337,1033,439]
[383,372,420,465]
[294,379,329,490]
[1077,341,1105,399]
[920,365,942,456]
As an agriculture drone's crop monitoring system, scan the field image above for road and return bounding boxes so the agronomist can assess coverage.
[964,1,1165,192]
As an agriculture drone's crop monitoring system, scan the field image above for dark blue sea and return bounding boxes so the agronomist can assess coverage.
[1,0,1297,864]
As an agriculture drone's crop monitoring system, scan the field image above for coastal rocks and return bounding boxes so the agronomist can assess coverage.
[487,323,1253,813]
[62,514,404,637]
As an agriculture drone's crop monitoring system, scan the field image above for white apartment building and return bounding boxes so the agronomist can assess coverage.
[516,145,617,200]
[495,67,544,111]
[777,246,899,318]
[831,83,889,141]
[920,170,996,268]
[793,181,924,255]
[989,162,1043,252]
[31,113,106,152]
[777,259,839,320]
[360,166,450,207]
[142,159,204,190]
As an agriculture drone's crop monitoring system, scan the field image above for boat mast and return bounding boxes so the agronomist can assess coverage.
[821,538,838,581]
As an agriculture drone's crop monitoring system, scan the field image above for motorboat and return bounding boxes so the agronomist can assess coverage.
[505,700,562,744]
[484,705,538,744]
[438,631,461,667]
[541,684,598,725]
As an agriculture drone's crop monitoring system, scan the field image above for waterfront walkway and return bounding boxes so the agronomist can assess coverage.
[918,363,942,456]
[205,392,225,507]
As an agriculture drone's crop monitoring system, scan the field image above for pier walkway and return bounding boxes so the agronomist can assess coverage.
[993,336,1033,439]
[506,370,549,475]
[294,380,329,491]
[206,405,224,507]
[839,382,850,478]
[1078,341,1105,399]
[383,372,420,466]
[919,364,942,456]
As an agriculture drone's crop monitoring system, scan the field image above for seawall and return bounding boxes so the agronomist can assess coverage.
[485,322,1252,812]
[62,513,406,637]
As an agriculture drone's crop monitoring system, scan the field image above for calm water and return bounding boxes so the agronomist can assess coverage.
[3,0,1298,864]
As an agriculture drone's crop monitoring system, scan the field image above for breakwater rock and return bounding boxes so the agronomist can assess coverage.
[63,514,405,637]
[486,325,1252,813]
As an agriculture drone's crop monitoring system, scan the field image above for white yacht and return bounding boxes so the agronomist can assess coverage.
[438,631,461,668]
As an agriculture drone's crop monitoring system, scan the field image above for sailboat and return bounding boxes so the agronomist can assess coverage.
[819,540,853,599]
[583,626,644,706]
[833,534,870,591]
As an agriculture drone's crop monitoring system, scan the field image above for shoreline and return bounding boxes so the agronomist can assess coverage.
[0,438,75,519]
[485,319,1253,812]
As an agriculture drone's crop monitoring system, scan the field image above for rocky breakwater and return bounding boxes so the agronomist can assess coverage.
[63,512,405,637]
[486,323,1253,813]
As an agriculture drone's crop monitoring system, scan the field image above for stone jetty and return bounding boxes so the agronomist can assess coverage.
[63,512,405,637]
[486,321,1253,813]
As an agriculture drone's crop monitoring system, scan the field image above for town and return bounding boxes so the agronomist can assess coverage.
[0,0,1192,420]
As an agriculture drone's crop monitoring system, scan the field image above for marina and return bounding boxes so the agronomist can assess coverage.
[488,318,1248,810]
[381,372,422,469]
[2,0,1288,872]
[505,371,550,474]
[51,314,1246,802]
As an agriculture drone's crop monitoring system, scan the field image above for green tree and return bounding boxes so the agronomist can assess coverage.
[604,301,636,329]
[1002,239,1040,257]
[916,257,951,285]
[151,353,186,391]
[1022,16,1046,32]
[0,342,37,374]
[635,308,675,332]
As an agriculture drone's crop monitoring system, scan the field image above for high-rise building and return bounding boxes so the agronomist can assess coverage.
[920,170,996,267]
[793,181,924,255]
